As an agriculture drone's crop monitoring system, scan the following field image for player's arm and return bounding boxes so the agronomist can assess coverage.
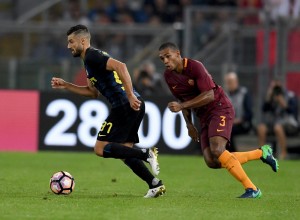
[168,61,215,112]
[181,90,214,109]
[168,89,214,112]
[182,108,192,126]
[182,108,199,142]
[51,77,99,98]
[106,58,141,111]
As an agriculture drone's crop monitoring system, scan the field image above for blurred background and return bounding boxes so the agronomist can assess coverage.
[0,0,299,155]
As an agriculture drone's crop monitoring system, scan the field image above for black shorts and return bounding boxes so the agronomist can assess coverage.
[97,98,145,143]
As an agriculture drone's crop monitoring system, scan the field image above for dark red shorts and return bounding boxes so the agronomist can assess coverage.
[200,106,234,151]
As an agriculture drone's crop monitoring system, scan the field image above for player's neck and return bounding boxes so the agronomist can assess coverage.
[175,58,184,73]
[80,44,91,59]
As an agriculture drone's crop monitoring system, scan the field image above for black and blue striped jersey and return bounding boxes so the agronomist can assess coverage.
[83,47,140,108]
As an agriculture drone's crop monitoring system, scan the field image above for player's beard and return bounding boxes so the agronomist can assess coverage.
[71,46,83,57]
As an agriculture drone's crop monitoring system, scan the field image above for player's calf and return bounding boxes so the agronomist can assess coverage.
[99,142,148,160]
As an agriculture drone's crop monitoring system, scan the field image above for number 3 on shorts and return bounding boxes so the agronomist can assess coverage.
[219,116,226,127]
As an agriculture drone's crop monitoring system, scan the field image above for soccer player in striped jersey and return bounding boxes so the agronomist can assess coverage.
[51,25,165,198]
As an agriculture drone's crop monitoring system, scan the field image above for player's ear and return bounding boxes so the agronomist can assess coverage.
[80,37,85,45]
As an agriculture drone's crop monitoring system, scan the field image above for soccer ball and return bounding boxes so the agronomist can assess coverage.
[50,171,75,195]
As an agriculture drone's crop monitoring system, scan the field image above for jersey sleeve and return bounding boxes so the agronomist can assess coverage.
[85,49,109,71]
[193,61,216,92]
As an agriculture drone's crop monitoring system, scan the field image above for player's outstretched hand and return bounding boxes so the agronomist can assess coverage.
[128,94,141,111]
[51,77,67,89]
[168,101,183,113]
[187,124,200,142]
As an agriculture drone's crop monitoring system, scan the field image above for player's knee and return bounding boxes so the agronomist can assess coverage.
[94,145,104,157]
[203,156,221,169]
[209,138,226,158]
[210,147,224,158]
[205,160,220,169]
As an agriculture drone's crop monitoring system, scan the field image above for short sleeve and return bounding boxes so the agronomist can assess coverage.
[85,49,109,71]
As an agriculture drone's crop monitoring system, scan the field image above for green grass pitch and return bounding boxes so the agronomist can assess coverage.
[0,151,299,220]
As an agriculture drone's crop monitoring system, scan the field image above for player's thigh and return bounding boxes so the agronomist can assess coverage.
[127,100,145,143]
[97,104,137,142]
[200,124,210,152]
[97,100,145,143]
[207,112,233,155]
[208,113,233,142]
[121,99,145,143]
[200,124,220,166]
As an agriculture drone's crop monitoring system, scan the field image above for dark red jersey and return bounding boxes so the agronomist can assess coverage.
[164,58,233,124]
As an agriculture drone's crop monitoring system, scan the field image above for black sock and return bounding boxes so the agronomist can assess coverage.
[124,158,158,188]
[103,143,147,161]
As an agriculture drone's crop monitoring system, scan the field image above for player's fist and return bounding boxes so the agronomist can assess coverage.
[128,94,142,111]
[51,77,67,89]
[168,101,183,113]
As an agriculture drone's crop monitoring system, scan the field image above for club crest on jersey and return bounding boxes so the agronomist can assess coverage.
[188,79,195,86]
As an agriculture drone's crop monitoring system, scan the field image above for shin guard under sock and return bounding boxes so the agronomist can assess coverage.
[124,158,157,188]
[103,143,147,161]
[219,150,257,190]
[232,149,263,165]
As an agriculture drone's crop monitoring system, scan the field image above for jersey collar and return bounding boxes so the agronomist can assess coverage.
[183,58,188,70]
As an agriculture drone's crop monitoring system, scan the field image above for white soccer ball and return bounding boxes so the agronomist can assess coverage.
[50,171,75,195]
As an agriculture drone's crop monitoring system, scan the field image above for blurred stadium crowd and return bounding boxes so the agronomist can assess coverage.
[48,0,264,26]
[1,0,299,25]
[3,1,248,24]
[0,0,299,62]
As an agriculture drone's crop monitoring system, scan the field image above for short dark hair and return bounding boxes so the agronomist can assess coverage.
[67,24,89,36]
[159,42,179,51]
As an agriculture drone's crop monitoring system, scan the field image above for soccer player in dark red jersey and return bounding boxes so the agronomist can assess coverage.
[51,25,166,198]
[158,42,279,198]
